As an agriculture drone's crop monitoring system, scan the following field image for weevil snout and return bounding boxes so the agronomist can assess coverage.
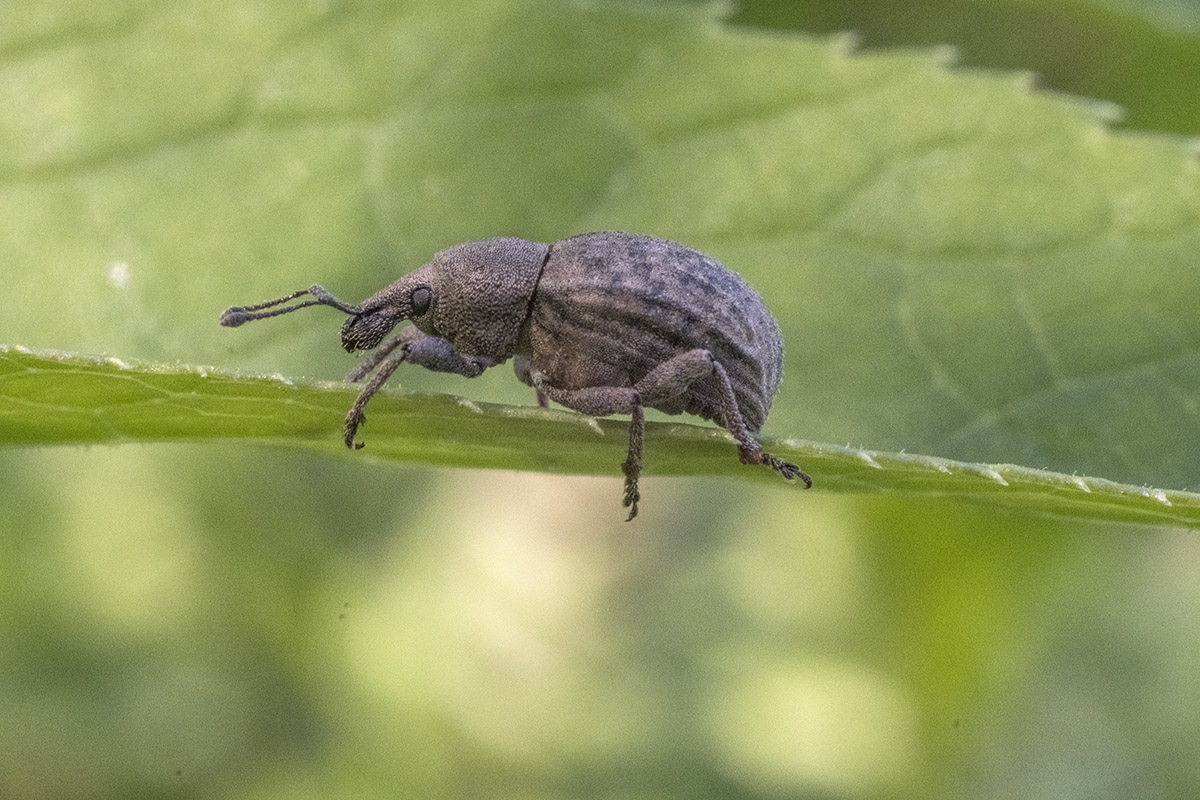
[341,307,401,352]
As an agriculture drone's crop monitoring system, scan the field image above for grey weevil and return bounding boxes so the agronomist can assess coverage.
[220,231,810,519]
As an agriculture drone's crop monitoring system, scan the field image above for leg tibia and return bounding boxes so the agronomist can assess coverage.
[343,326,490,449]
[531,372,645,519]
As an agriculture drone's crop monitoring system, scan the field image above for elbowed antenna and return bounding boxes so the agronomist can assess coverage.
[220,285,360,327]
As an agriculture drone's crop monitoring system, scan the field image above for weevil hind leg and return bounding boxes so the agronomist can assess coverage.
[635,349,811,488]
[757,452,812,487]
[710,359,811,488]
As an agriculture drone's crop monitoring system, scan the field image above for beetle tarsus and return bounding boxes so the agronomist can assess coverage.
[345,411,366,450]
[622,403,645,521]
[762,452,812,488]
[622,460,641,521]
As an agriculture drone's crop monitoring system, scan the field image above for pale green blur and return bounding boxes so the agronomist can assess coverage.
[3,0,1200,798]
[4,444,1198,798]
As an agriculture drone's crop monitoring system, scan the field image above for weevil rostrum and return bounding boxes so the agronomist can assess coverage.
[221,231,810,519]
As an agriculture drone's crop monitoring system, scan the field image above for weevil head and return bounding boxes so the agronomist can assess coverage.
[339,264,437,352]
[344,238,548,357]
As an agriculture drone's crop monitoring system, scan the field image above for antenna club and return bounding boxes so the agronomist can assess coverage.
[220,308,249,327]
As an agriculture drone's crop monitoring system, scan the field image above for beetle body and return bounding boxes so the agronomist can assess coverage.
[221,231,808,518]
[524,233,781,432]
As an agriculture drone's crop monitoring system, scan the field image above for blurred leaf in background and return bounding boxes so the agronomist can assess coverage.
[1,0,1199,798]
[731,0,1200,135]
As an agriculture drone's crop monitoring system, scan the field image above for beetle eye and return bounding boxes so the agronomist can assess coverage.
[410,287,432,316]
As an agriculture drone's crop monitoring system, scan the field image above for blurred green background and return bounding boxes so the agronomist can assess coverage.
[3,1,1200,798]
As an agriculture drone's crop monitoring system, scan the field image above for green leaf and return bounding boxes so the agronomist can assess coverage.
[730,0,1200,136]
[4,346,1196,527]
[2,0,1199,515]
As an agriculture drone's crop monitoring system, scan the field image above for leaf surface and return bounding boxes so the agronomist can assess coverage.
[1,0,1198,515]
[3,346,1195,526]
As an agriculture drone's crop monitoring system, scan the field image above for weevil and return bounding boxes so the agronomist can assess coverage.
[220,231,810,519]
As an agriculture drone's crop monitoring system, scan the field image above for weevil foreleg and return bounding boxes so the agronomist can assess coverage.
[345,349,408,450]
[347,331,407,383]
[344,326,491,449]
[636,349,812,489]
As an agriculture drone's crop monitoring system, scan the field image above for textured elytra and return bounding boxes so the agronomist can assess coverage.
[221,231,806,518]
[529,233,783,432]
